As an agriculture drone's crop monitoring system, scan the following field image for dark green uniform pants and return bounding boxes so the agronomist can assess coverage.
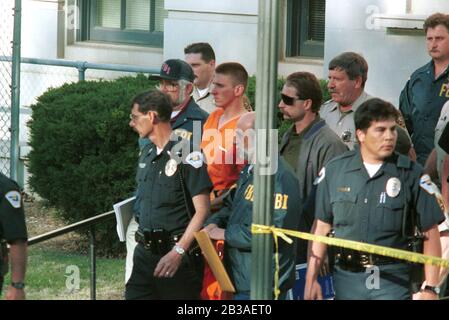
[125,244,203,300]
[333,264,412,300]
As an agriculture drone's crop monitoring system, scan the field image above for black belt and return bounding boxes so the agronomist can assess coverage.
[135,229,182,255]
[335,248,399,272]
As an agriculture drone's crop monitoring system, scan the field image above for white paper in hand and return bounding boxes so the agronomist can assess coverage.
[113,196,136,242]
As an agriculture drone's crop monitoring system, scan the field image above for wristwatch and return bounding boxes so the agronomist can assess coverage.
[421,285,440,295]
[11,282,25,289]
[173,244,185,256]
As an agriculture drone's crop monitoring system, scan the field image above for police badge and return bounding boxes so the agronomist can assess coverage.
[341,130,352,143]
[165,159,178,177]
[386,177,401,198]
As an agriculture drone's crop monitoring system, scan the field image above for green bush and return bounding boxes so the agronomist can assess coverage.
[28,74,156,256]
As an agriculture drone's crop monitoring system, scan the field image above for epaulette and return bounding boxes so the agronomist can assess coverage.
[320,99,338,113]
[171,137,204,169]
[171,137,190,159]
[397,153,412,169]
[325,149,355,167]
[0,173,20,195]
[409,61,432,79]
[184,100,209,121]
[140,143,153,157]
[322,99,334,106]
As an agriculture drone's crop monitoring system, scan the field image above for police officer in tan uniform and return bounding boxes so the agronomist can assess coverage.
[320,52,372,150]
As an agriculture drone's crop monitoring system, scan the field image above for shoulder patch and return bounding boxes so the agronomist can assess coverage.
[314,167,326,185]
[185,151,204,169]
[173,128,193,141]
[420,175,438,195]
[5,190,22,209]
[420,174,445,211]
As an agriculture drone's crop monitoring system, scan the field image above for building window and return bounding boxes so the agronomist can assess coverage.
[79,0,167,47]
[286,0,325,58]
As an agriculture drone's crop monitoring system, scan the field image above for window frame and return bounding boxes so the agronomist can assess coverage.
[286,0,325,58]
[78,0,164,47]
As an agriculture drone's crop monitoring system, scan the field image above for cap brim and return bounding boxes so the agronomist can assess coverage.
[148,74,179,81]
[148,74,161,80]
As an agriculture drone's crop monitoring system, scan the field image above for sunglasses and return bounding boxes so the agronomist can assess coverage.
[281,93,302,106]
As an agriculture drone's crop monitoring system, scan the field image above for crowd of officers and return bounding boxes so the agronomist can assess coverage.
[1,12,449,301]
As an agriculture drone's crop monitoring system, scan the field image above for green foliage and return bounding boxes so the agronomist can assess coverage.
[245,76,330,138]
[28,74,156,255]
[321,80,331,102]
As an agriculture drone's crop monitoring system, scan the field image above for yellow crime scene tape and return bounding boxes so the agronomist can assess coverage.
[251,224,449,300]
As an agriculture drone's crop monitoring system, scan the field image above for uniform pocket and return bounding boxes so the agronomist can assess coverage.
[331,193,357,227]
[376,198,404,233]
[156,174,182,206]
[136,166,147,183]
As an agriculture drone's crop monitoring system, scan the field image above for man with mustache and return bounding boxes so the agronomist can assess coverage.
[305,98,444,300]
[321,52,415,160]
[320,52,372,150]
[126,89,212,300]
[400,13,449,166]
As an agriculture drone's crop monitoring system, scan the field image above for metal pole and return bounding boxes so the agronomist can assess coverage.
[89,226,96,300]
[78,62,86,81]
[10,0,21,182]
[0,56,159,75]
[252,0,279,300]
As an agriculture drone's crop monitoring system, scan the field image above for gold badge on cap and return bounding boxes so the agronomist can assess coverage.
[386,177,401,198]
[165,159,178,177]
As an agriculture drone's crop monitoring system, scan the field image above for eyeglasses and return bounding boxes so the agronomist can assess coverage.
[281,93,302,106]
[156,81,179,92]
[129,113,147,121]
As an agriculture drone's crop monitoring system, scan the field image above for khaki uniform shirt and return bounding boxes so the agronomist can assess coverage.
[192,84,216,114]
[320,92,372,150]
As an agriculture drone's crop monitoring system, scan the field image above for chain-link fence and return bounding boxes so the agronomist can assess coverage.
[0,0,14,176]
[1,1,159,186]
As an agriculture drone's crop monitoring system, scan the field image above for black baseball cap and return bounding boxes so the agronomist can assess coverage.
[149,59,195,82]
